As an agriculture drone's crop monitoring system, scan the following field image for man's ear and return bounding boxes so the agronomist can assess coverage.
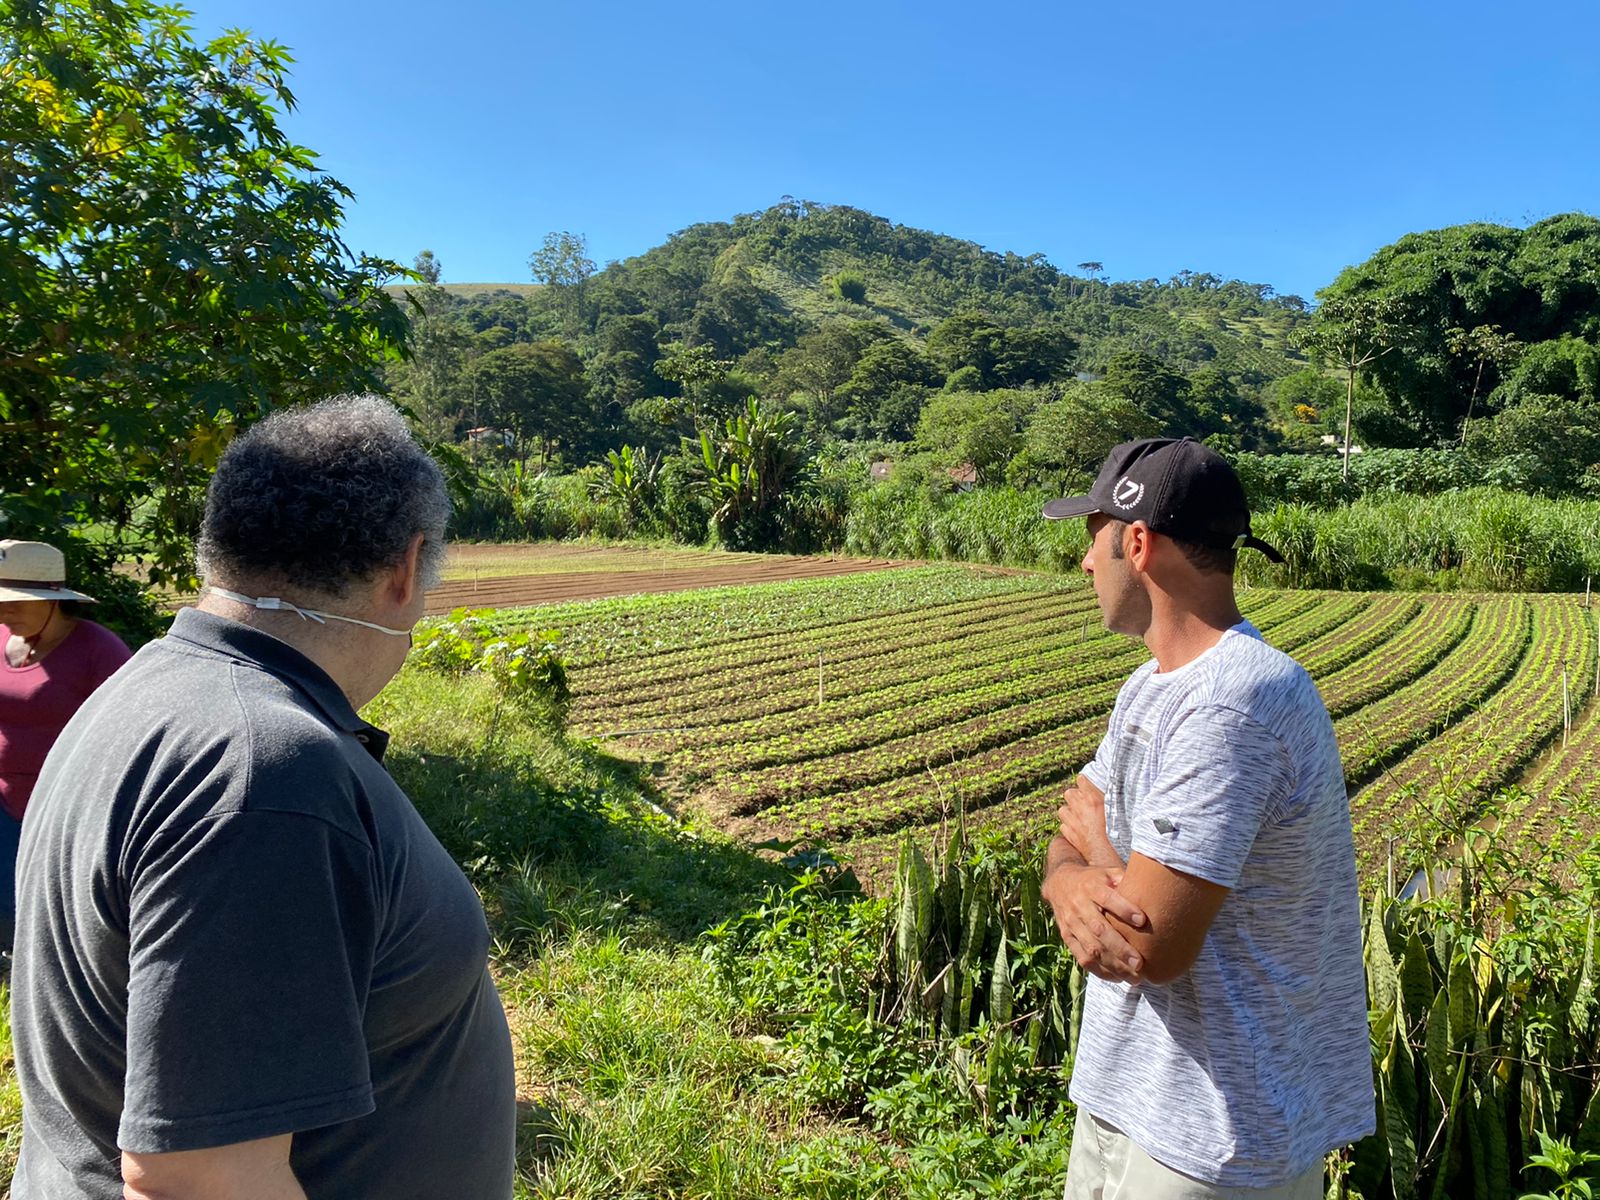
[1124,521,1155,569]
[388,533,427,608]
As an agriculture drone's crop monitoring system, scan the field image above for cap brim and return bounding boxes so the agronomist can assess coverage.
[1242,536,1286,565]
[1041,496,1105,521]
[0,585,96,603]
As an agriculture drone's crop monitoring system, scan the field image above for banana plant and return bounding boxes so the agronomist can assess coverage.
[592,443,662,522]
[693,396,809,542]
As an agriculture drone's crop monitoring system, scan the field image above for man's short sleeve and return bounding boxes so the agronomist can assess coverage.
[119,809,379,1153]
[1128,705,1294,888]
[1079,735,1113,792]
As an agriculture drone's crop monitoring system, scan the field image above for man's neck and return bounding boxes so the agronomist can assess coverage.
[1142,594,1244,674]
[196,590,371,708]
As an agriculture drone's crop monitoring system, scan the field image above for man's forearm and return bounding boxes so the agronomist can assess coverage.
[123,1135,306,1200]
[1046,834,1085,875]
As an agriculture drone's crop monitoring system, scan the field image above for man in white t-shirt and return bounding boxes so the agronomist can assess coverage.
[1039,437,1374,1199]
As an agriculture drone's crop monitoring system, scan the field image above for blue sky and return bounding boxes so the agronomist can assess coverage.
[180,0,1598,300]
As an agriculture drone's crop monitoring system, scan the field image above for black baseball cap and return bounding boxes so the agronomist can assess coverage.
[1042,437,1284,563]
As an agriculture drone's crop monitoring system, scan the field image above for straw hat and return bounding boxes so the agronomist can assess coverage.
[0,540,98,603]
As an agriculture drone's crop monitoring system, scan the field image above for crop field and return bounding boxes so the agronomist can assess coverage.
[424,543,909,614]
[481,566,1600,880]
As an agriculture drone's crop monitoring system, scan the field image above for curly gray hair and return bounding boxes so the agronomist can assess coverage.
[197,395,451,597]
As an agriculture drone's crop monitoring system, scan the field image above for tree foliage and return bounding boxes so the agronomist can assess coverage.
[0,0,409,585]
[1294,296,1405,477]
[469,340,589,462]
[1317,215,1600,442]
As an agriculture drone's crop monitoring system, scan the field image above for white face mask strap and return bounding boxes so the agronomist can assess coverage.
[206,587,412,637]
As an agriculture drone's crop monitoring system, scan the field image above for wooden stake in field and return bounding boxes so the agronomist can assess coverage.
[818,652,824,707]
[1564,665,1572,748]
[1587,576,1592,609]
[1079,614,1089,643]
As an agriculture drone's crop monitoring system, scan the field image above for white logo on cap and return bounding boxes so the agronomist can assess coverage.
[1112,476,1145,510]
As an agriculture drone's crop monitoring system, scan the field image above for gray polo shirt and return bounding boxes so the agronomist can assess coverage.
[11,608,516,1200]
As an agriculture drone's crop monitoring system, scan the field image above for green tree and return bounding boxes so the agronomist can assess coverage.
[1466,392,1600,492]
[590,313,664,435]
[926,312,1006,385]
[1186,366,1268,447]
[528,230,595,289]
[1316,215,1600,440]
[469,340,589,464]
[1293,296,1404,479]
[830,270,868,304]
[528,230,594,331]
[774,325,869,431]
[1100,351,1193,431]
[1492,335,1598,410]
[926,313,1074,390]
[0,0,410,588]
[1008,384,1161,493]
[390,249,470,441]
[914,389,1038,484]
[412,248,442,286]
[653,341,736,427]
[1445,323,1522,443]
[836,338,939,438]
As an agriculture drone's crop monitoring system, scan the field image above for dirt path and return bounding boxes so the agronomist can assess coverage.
[424,554,910,615]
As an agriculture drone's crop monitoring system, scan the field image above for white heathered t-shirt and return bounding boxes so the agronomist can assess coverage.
[1069,620,1374,1188]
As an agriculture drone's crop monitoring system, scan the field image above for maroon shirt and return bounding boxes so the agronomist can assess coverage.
[0,620,131,820]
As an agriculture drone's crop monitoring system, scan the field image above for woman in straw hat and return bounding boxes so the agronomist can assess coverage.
[0,540,132,946]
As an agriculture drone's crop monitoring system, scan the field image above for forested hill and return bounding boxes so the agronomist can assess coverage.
[389,201,1317,458]
[417,200,1309,382]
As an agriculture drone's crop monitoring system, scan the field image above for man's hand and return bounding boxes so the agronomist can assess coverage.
[1058,777,1119,867]
[1042,836,1147,982]
[123,1134,306,1200]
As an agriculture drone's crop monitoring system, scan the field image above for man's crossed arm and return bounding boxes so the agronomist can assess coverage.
[1040,777,1229,986]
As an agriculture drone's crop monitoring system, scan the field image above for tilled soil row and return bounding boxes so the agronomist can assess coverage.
[423,556,911,615]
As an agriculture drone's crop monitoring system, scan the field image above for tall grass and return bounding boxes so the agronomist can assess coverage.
[1248,490,1600,592]
[847,483,1600,592]
[453,467,638,543]
[846,486,1088,572]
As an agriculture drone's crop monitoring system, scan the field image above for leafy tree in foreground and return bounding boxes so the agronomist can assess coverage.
[0,0,409,589]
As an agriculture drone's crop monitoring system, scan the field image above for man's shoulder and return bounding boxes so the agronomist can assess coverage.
[1203,629,1319,706]
[52,639,377,833]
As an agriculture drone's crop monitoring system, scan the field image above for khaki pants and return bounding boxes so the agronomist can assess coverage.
[1064,1110,1323,1200]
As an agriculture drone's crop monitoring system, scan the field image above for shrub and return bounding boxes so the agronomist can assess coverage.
[412,608,570,734]
[830,271,869,305]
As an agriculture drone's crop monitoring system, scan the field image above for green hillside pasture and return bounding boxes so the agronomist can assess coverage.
[481,570,1600,884]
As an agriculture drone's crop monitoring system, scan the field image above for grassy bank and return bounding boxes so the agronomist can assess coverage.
[370,667,1079,1199]
[0,661,1085,1198]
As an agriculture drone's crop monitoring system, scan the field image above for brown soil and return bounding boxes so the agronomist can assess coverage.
[424,555,910,615]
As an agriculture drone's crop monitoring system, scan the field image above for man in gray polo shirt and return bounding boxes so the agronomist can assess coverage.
[1040,438,1373,1198]
[12,397,515,1199]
